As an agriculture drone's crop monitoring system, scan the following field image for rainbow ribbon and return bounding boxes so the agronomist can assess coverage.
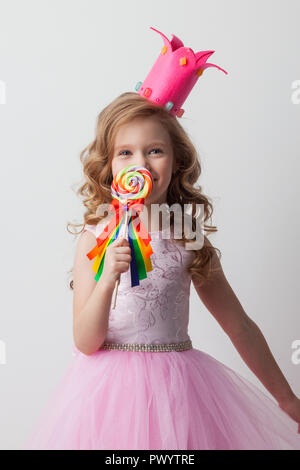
[86,198,153,287]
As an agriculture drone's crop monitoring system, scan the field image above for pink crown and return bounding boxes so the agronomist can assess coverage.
[135,27,228,118]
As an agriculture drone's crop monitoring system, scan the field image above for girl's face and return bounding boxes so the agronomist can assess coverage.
[111,117,176,206]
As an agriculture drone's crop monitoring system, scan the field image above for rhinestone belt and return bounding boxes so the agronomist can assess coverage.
[99,339,193,352]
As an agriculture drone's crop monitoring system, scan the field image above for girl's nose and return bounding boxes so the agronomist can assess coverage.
[144,163,153,178]
[135,153,152,173]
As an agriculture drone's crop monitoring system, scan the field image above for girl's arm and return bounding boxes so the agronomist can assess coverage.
[72,231,115,355]
[191,236,297,407]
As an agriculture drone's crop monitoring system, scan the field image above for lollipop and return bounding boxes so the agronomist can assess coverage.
[111,165,153,203]
[86,164,154,309]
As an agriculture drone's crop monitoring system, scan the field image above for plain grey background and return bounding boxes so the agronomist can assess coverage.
[0,0,299,450]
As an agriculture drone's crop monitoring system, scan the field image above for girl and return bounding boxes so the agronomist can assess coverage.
[21,92,300,450]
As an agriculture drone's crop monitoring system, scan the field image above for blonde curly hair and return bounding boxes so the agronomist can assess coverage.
[67,92,221,289]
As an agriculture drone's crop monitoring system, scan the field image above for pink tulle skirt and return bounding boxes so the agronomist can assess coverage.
[21,346,300,450]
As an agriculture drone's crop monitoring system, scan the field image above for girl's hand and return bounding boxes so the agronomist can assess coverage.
[101,236,132,289]
[278,395,300,434]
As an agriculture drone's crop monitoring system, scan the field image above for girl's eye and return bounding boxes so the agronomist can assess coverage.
[150,148,163,155]
[118,148,163,157]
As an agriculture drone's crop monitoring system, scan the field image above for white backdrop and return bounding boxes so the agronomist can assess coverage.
[0,0,299,450]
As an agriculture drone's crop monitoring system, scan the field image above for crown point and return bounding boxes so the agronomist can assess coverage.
[135,81,143,91]
[165,101,174,111]
[161,46,167,55]
[143,88,152,97]
[176,109,185,118]
[197,68,203,77]
[179,57,188,66]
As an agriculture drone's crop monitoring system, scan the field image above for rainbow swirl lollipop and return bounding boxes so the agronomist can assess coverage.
[111,165,153,204]
[86,165,154,304]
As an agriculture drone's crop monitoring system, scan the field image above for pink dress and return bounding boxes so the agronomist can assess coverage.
[21,223,300,450]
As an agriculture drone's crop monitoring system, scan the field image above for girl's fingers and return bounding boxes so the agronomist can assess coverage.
[115,254,131,262]
[115,261,131,272]
[114,249,131,256]
[115,237,129,246]
[114,246,131,252]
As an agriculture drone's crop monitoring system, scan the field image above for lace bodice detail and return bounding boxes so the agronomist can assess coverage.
[83,222,195,345]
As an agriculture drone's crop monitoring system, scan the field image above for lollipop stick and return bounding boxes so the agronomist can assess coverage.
[111,210,130,309]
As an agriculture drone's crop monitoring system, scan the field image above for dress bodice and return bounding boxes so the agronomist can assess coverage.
[83,221,195,346]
